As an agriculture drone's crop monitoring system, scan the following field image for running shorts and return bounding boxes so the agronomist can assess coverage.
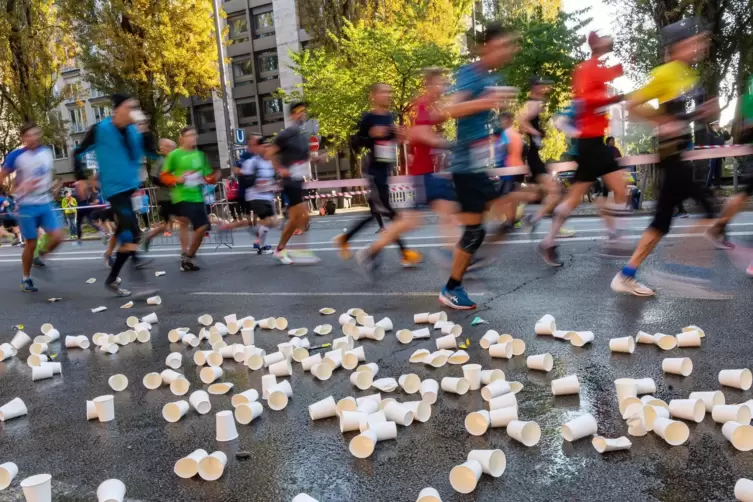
[108,190,142,244]
[282,179,305,206]
[17,204,60,240]
[2,215,17,230]
[177,201,210,229]
[413,173,456,209]
[249,200,276,220]
[453,172,498,214]
[651,154,716,234]
[527,144,548,178]
[573,137,622,183]
[158,201,174,222]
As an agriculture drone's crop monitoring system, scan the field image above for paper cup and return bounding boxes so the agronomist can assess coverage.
[215,411,238,442]
[374,317,392,331]
[384,402,414,427]
[480,330,500,349]
[93,395,115,422]
[198,451,227,481]
[449,459,483,494]
[29,343,48,356]
[663,357,693,377]
[689,391,724,412]
[442,324,463,338]
[719,369,753,390]
[163,352,182,370]
[397,373,421,394]
[489,406,518,428]
[562,414,598,442]
[467,449,506,477]
[488,392,517,411]
[162,400,189,423]
[0,462,18,490]
[10,331,31,351]
[309,396,337,420]
[198,314,213,326]
[683,325,705,337]
[416,487,441,502]
[340,410,368,432]
[188,390,211,415]
[552,375,580,396]
[260,374,278,400]
[141,313,158,325]
[414,312,430,323]
[168,329,186,344]
[465,410,490,436]
[342,347,365,370]
[635,331,655,344]
[481,380,510,401]
[480,369,505,385]
[650,334,676,350]
[339,313,356,326]
[141,372,161,390]
[712,404,751,424]
[534,314,556,335]
[568,331,594,347]
[435,334,457,350]
[269,359,292,377]
[312,363,333,381]
[634,378,656,395]
[441,377,469,395]
[108,374,128,392]
[199,367,222,385]
[235,401,264,424]
[420,379,439,404]
[319,308,335,316]
[489,342,513,359]
[170,378,190,396]
[652,417,690,445]
[736,478,753,501]
[507,420,541,446]
[174,449,207,479]
[31,365,54,381]
[399,401,428,424]
[609,336,635,354]
[323,350,343,370]
[461,364,482,391]
[245,349,266,371]
[527,353,553,372]
[676,330,701,348]
[268,381,293,411]
[372,377,398,393]
[408,349,429,364]
[592,436,632,453]
[301,353,322,372]
[723,422,753,451]
[350,429,378,458]
[20,474,52,502]
[396,329,413,344]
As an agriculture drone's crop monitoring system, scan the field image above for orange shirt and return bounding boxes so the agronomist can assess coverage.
[505,128,523,167]
[573,58,624,138]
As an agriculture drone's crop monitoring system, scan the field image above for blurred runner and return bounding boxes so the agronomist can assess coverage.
[142,138,178,251]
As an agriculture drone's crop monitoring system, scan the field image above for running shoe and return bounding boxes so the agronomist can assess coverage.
[20,278,38,293]
[705,226,735,250]
[105,279,131,297]
[610,272,655,297]
[11,239,21,247]
[258,245,273,255]
[538,243,563,267]
[557,227,576,238]
[355,248,377,282]
[253,242,261,252]
[401,249,423,268]
[33,256,46,267]
[439,285,476,310]
[180,256,200,272]
[294,228,303,236]
[274,248,294,265]
[522,214,539,235]
[333,234,352,260]
[290,250,321,265]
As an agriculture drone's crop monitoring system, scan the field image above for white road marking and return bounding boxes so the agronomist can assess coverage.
[190,291,486,296]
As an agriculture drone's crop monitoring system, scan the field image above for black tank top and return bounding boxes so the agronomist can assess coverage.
[528,99,544,145]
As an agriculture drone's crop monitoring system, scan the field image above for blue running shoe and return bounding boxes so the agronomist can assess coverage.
[21,278,38,292]
[439,285,476,310]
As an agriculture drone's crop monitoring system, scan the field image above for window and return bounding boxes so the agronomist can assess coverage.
[195,104,216,133]
[68,107,86,133]
[51,143,68,160]
[262,96,283,124]
[232,57,254,85]
[236,98,258,127]
[253,10,275,39]
[256,51,278,81]
[93,105,111,123]
[228,13,249,44]
[185,109,193,126]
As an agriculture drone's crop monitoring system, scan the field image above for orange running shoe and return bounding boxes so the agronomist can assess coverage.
[401,249,423,268]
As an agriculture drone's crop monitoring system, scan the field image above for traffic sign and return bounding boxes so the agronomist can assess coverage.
[308,136,320,152]
[234,128,245,145]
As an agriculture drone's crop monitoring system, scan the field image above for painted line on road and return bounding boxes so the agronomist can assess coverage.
[0,230,750,263]
[190,291,486,297]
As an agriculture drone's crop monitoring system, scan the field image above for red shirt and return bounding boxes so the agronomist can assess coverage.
[573,58,623,138]
[408,97,440,175]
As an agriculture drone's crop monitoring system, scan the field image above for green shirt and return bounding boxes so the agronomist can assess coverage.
[161,148,212,203]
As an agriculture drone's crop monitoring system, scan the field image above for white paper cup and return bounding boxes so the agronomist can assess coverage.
[414,312,430,323]
[416,487,441,502]
[27,354,48,367]
[562,414,598,442]
[534,314,556,335]
[465,410,490,436]
[146,295,162,306]
[442,324,463,337]
[141,312,158,325]
[736,478,753,501]
[468,449,506,477]
[356,314,374,328]
[0,462,18,490]
[233,401,263,425]
[210,323,228,337]
[526,353,553,372]
[170,378,190,396]
[662,357,693,377]
[168,329,186,343]
[420,379,439,404]
[11,330,31,350]
[479,330,499,349]
[245,349,266,370]
[20,474,52,502]
[712,404,751,424]
[200,366,223,384]
[107,374,128,392]
[198,451,227,481]
[383,402,413,426]
[396,329,413,344]
[323,350,343,371]
[29,343,48,356]
[676,330,701,347]
[480,369,505,385]
[163,352,182,370]
[635,331,655,344]
[268,381,293,411]
[689,391,725,412]
[592,436,632,453]
[215,410,238,442]
[507,420,541,446]
[358,411,387,432]
[339,410,367,433]
[312,363,333,381]
[441,377,470,395]
[552,375,580,396]
[609,336,635,354]
[462,364,482,391]
[85,399,98,420]
[723,422,753,451]
[489,406,518,428]
[569,331,594,347]
[683,325,705,337]
[372,377,398,393]
[487,342,511,359]
[719,369,753,390]
[408,349,429,363]
[449,459,483,494]
[481,380,510,401]
[374,317,393,331]
[93,395,115,422]
[435,334,457,350]
[393,373,420,394]
[187,390,211,415]
[652,417,690,445]
[162,400,189,423]
[269,359,292,377]
[198,314,213,326]
[302,353,322,372]
[341,347,365,370]
[399,401,428,424]
[308,396,337,421]
[488,392,517,411]
[345,370,370,391]
[349,429,378,458]
[339,313,356,326]
[174,449,207,479]
[142,372,162,390]
[634,378,656,395]
[31,363,54,381]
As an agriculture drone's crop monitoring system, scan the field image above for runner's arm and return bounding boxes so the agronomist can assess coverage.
[72,125,97,180]
[159,151,182,186]
[517,101,541,136]
[440,91,500,120]
[409,125,448,149]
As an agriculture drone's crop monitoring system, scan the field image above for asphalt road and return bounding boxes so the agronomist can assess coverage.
[1,210,753,501]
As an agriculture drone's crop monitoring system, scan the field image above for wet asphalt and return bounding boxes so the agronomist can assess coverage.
[1,211,753,501]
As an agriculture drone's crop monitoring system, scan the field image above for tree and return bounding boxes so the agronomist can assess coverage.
[0,0,76,158]
[56,0,220,140]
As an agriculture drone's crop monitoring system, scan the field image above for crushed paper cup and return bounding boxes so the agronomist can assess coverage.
[507,420,541,446]
[319,308,336,315]
[86,278,96,284]
[465,410,490,436]
[155,271,166,277]
[373,378,398,393]
[0,397,27,421]
[592,436,632,453]
[652,417,690,445]
[480,369,505,385]
[448,350,469,365]
[676,330,701,348]
[91,306,107,313]
[683,325,705,337]
[347,308,365,317]
[689,391,724,412]
[712,404,751,424]
[719,369,753,390]
[480,330,500,349]
[609,336,635,354]
[569,331,594,347]
[441,377,470,395]
[723,422,753,451]
[553,330,575,340]
[313,324,332,335]
[174,449,208,479]
[663,357,693,377]
[208,383,233,395]
[527,353,553,372]
[420,379,439,404]
[409,349,430,363]
[552,375,580,396]
[108,374,128,392]
[449,459,483,494]
[535,314,556,335]
[562,414,598,442]
[288,327,308,337]
[198,451,227,481]
[654,333,678,350]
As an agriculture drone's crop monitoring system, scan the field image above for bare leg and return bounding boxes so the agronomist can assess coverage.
[448,213,483,282]
[626,228,664,269]
[368,210,422,255]
[22,239,36,277]
[717,192,747,226]
[187,225,208,257]
[179,220,190,254]
[542,181,593,247]
[277,202,308,250]
[534,174,562,220]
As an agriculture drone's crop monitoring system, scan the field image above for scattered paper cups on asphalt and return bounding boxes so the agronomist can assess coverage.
[465,410,490,436]
[174,449,207,479]
[108,374,128,392]
[198,451,227,481]
[215,411,238,442]
[719,369,753,390]
[20,474,52,502]
[562,414,598,442]
[652,417,689,445]
[609,336,635,354]
[552,375,580,396]
[449,459,483,494]
[189,390,211,415]
[420,379,439,404]
[592,436,632,453]
[689,391,725,412]
[235,401,263,425]
[663,357,693,377]
[527,353,553,372]
[535,314,556,335]
[93,395,115,422]
[723,422,753,451]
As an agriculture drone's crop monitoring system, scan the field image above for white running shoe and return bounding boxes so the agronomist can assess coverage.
[610,272,655,297]
[274,248,293,265]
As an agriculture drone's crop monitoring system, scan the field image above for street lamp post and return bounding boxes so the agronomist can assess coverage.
[211,0,234,171]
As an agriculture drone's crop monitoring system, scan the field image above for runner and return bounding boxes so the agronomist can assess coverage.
[0,123,64,292]
[269,101,318,264]
[350,69,456,273]
[611,18,718,296]
[436,22,519,309]
[75,190,107,246]
[538,31,630,266]
[73,93,159,296]
[142,138,178,251]
[0,191,22,246]
[332,84,422,269]
[160,126,216,272]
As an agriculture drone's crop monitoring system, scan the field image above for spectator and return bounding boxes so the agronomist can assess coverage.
[606,136,622,159]
[61,191,78,239]
[705,121,730,189]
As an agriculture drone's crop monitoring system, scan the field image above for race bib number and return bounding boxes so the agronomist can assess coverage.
[289,161,309,180]
[131,190,144,212]
[375,141,397,163]
[184,171,203,187]
[470,139,492,169]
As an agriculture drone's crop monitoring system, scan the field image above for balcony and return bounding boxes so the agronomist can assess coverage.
[69,123,87,134]
[89,89,108,100]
